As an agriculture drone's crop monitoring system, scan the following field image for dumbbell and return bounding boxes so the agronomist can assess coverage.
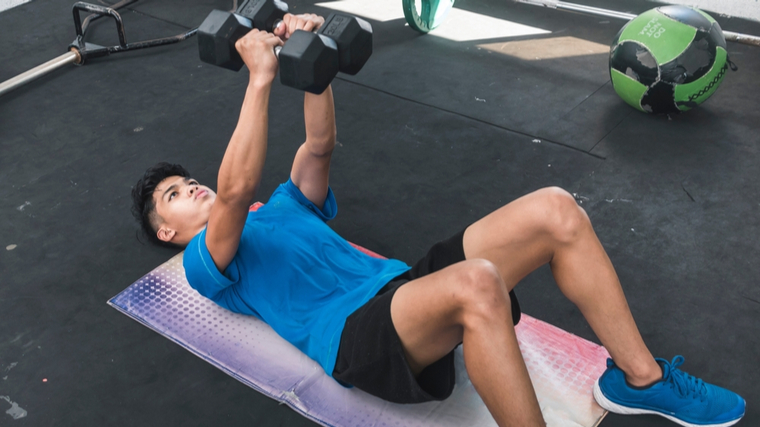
[277,13,374,92]
[197,0,372,93]
[198,0,287,72]
[199,9,337,93]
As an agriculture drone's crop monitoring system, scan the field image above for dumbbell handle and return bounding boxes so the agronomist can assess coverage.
[271,28,336,60]
[272,30,338,60]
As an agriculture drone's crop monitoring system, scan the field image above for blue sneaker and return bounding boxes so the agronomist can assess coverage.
[593,356,745,427]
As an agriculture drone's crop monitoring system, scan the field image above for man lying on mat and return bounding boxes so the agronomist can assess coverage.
[130,14,744,427]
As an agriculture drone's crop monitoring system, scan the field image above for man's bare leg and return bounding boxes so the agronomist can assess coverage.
[462,187,662,386]
[391,260,546,427]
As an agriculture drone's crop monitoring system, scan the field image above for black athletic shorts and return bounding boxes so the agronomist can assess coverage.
[332,228,521,404]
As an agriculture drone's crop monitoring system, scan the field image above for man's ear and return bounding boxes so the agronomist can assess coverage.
[157,227,176,243]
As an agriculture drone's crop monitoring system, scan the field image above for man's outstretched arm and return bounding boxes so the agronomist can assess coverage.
[279,14,336,209]
[291,86,337,209]
[206,30,283,272]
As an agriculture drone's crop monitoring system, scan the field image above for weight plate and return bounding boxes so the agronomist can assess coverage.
[402,0,455,33]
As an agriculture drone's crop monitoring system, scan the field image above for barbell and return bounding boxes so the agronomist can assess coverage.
[0,1,198,97]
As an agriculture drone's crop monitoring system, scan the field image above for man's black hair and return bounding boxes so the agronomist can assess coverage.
[131,162,191,247]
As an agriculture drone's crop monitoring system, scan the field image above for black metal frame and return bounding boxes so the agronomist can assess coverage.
[68,0,197,65]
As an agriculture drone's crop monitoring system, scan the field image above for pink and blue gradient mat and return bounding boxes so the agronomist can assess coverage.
[109,225,610,426]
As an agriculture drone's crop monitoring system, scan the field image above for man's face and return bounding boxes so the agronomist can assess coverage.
[153,176,216,245]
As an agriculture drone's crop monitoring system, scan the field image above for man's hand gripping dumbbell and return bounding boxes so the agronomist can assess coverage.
[197,0,372,94]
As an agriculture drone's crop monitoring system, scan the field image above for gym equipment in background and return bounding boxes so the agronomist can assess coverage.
[401,0,760,45]
[515,0,760,47]
[403,0,455,33]
[610,5,735,115]
[401,0,757,114]
[0,0,198,97]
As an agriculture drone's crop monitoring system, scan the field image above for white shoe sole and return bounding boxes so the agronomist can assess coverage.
[592,379,743,427]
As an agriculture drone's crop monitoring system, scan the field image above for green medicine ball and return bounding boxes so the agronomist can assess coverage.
[609,5,730,114]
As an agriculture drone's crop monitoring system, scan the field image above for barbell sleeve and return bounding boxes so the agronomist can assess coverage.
[723,31,760,47]
[0,50,81,97]
[518,0,636,20]
[553,1,636,20]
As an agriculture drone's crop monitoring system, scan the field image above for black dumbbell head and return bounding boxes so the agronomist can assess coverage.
[279,31,339,94]
[198,10,252,71]
[318,13,373,75]
[237,0,288,32]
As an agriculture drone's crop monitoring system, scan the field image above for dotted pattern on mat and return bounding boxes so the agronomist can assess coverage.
[111,253,608,427]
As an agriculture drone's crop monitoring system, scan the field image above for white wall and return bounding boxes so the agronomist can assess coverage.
[653,0,760,22]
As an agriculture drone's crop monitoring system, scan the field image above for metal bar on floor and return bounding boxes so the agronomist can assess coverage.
[515,0,760,47]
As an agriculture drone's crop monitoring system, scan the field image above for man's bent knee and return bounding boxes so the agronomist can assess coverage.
[454,259,512,324]
[536,187,590,244]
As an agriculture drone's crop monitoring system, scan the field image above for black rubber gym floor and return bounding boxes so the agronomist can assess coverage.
[1,0,758,425]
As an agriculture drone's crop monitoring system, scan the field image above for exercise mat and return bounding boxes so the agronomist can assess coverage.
[110,224,609,427]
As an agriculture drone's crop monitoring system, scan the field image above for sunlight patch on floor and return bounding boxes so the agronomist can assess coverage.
[478,36,610,60]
